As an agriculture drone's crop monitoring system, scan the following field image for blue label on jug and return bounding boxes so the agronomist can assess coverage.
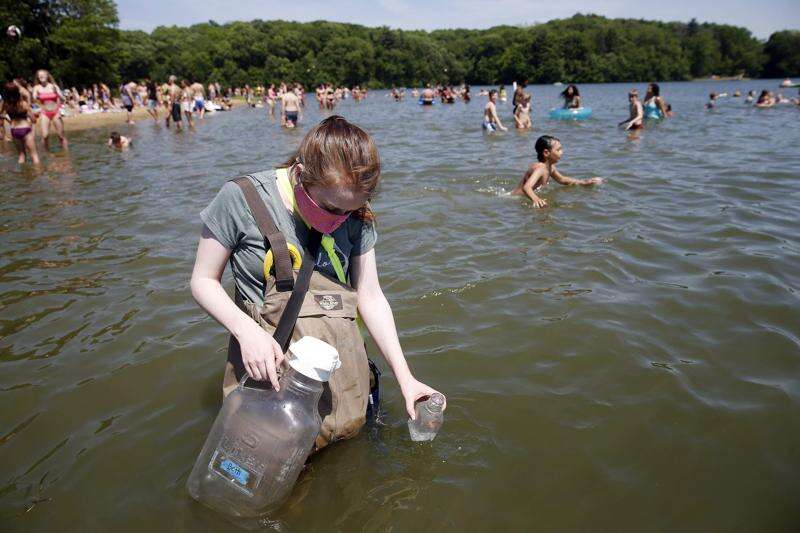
[220,458,249,485]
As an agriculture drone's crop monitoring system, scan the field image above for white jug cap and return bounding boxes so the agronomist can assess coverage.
[287,336,342,382]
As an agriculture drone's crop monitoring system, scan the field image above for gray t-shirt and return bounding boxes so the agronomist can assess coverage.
[200,170,377,305]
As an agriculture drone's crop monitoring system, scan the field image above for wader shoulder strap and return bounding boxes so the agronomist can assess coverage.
[231,176,294,292]
[273,230,322,352]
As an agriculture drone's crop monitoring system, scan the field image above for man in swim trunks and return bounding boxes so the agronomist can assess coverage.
[144,76,159,122]
[191,81,206,119]
[281,89,301,128]
[120,80,138,124]
[421,84,435,105]
[165,76,183,131]
[483,89,507,132]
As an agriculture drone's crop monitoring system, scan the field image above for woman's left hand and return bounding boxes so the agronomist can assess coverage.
[400,377,446,419]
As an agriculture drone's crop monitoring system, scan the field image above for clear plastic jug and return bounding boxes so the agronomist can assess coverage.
[407,393,446,441]
[187,336,340,520]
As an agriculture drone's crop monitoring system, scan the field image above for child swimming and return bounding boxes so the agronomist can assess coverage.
[511,135,603,208]
[108,131,131,149]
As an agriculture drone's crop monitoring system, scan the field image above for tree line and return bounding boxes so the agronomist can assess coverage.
[2,0,799,89]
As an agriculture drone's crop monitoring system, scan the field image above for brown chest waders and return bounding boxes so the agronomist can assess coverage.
[223,176,374,450]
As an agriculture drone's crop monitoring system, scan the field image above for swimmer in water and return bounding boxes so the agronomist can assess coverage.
[420,84,434,105]
[561,84,581,109]
[755,90,775,108]
[32,69,68,149]
[643,83,669,119]
[511,135,603,208]
[745,90,756,103]
[280,88,301,128]
[619,89,643,130]
[483,89,507,132]
[513,93,532,129]
[108,131,131,149]
[706,92,718,109]
[1,82,40,165]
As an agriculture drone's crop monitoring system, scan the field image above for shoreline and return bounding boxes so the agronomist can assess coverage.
[55,98,247,133]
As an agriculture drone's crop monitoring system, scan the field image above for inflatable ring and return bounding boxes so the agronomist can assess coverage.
[549,107,592,120]
[264,243,303,279]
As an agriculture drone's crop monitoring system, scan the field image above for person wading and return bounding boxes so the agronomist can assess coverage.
[191,115,444,450]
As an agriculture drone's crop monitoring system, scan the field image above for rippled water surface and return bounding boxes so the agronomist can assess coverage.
[2,81,799,532]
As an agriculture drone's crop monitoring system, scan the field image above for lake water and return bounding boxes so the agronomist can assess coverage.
[1,81,799,532]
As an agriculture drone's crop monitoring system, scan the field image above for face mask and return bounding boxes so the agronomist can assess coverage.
[294,183,350,234]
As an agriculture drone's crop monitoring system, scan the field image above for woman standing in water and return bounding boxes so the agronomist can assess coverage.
[561,85,581,109]
[643,83,669,120]
[32,69,68,150]
[191,116,443,449]
[1,82,40,165]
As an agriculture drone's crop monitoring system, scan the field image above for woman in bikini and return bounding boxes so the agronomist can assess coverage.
[32,69,68,149]
[1,82,40,165]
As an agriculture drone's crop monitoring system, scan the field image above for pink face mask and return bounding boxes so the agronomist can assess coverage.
[294,183,351,234]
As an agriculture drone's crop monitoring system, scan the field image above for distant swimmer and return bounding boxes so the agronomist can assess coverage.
[483,89,507,132]
[618,89,643,130]
[706,92,718,109]
[266,84,277,117]
[180,79,195,128]
[643,83,669,119]
[281,88,301,128]
[513,93,532,129]
[512,81,527,114]
[1,82,40,165]
[107,131,131,149]
[755,90,775,108]
[144,76,159,122]
[191,81,206,119]
[499,85,507,102]
[561,84,581,109]
[420,84,434,105]
[511,135,603,208]
[33,69,68,149]
[119,80,137,124]
[745,90,756,103]
[165,76,183,131]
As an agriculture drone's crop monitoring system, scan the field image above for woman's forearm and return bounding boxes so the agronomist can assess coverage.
[190,276,255,340]
[357,291,413,385]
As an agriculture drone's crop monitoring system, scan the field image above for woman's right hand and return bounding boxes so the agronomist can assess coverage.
[235,319,284,390]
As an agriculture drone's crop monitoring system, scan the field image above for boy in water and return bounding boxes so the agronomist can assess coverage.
[108,131,131,149]
[280,88,301,128]
[619,89,643,130]
[512,135,603,208]
[483,89,507,132]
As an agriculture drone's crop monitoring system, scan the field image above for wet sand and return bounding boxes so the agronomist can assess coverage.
[27,98,247,133]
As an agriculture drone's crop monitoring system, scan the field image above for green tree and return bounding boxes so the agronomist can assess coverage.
[763,31,800,77]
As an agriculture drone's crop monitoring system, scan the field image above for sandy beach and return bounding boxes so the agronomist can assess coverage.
[52,99,245,132]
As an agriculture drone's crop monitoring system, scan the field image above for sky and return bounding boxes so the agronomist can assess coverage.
[117,0,800,39]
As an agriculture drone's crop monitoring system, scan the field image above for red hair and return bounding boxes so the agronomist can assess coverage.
[282,115,380,221]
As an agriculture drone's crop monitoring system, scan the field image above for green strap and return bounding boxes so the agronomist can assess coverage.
[278,168,347,284]
[321,235,346,284]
